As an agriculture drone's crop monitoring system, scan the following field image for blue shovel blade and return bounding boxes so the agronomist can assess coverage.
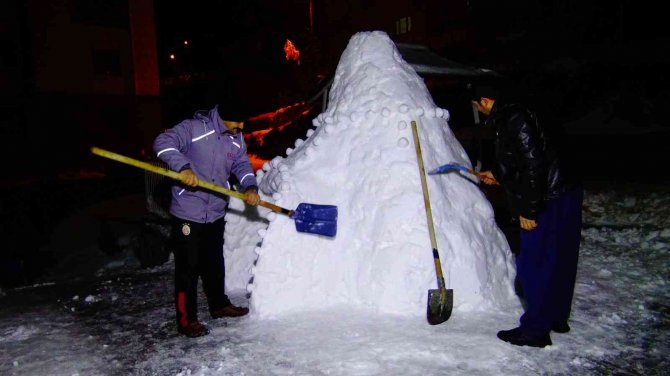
[292,203,338,237]
[428,162,470,175]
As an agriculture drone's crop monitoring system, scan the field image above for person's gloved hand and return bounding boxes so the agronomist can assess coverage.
[519,216,537,231]
[179,169,198,187]
[244,190,261,206]
[476,170,499,186]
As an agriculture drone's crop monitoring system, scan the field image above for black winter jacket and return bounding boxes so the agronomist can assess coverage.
[486,102,576,220]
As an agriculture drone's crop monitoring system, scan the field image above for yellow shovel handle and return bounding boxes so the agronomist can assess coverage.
[90,147,289,215]
[410,122,446,286]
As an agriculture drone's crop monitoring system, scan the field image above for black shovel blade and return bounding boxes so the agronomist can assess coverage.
[292,203,338,237]
[427,288,454,325]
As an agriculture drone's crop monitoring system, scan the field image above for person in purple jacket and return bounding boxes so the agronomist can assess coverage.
[153,98,261,338]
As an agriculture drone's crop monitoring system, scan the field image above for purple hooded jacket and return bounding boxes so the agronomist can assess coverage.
[153,105,258,223]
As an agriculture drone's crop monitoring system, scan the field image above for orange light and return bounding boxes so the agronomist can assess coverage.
[283,39,300,65]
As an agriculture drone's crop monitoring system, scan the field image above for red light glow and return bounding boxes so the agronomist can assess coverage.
[242,102,315,170]
[247,154,267,171]
[283,39,300,65]
[247,102,308,147]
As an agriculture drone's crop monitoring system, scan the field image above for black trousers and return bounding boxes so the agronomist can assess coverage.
[518,188,583,335]
[172,216,231,326]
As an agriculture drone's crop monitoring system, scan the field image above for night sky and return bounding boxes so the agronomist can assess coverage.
[153,1,305,75]
[151,1,670,120]
[153,1,310,121]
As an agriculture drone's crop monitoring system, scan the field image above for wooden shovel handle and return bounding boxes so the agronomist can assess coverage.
[410,122,446,288]
[90,147,291,215]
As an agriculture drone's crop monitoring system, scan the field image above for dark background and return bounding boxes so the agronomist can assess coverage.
[1,0,668,287]
[154,0,670,184]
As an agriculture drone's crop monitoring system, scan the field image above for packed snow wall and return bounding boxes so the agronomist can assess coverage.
[224,31,517,318]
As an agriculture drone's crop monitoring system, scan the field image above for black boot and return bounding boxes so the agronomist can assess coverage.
[178,321,209,337]
[551,321,570,333]
[497,327,552,348]
[211,304,249,318]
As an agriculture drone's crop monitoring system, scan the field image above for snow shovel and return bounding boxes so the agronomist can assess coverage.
[427,162,473,175]
[90,147,338,237]
[410,121,453,325]
[428,162,498,186]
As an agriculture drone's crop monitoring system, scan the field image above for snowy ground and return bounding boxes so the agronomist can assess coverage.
[0,183,668,376]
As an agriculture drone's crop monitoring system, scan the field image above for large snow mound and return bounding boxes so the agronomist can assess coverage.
[224,31,517,319]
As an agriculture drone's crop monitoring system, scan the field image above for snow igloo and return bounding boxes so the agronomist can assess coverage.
[223,30,517,319]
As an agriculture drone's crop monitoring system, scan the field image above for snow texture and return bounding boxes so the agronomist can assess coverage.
[225,31,516,318]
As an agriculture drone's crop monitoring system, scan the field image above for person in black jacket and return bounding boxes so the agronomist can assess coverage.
[472,86,583,348]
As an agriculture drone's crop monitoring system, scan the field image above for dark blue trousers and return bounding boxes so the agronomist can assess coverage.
[517,188,583,336]
[172,217,231,327]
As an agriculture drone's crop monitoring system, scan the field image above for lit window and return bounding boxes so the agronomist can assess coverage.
[396,16,412,35]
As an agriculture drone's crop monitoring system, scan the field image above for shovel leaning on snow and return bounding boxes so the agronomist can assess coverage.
[410,121,453,325]
[90,147,338,237]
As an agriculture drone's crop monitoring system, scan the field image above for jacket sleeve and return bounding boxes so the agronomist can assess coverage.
[152,120,193,173]
[231,134,258,192]
[510,111,546,219]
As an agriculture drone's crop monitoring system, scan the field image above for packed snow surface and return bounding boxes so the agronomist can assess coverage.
[1,184,667,375]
